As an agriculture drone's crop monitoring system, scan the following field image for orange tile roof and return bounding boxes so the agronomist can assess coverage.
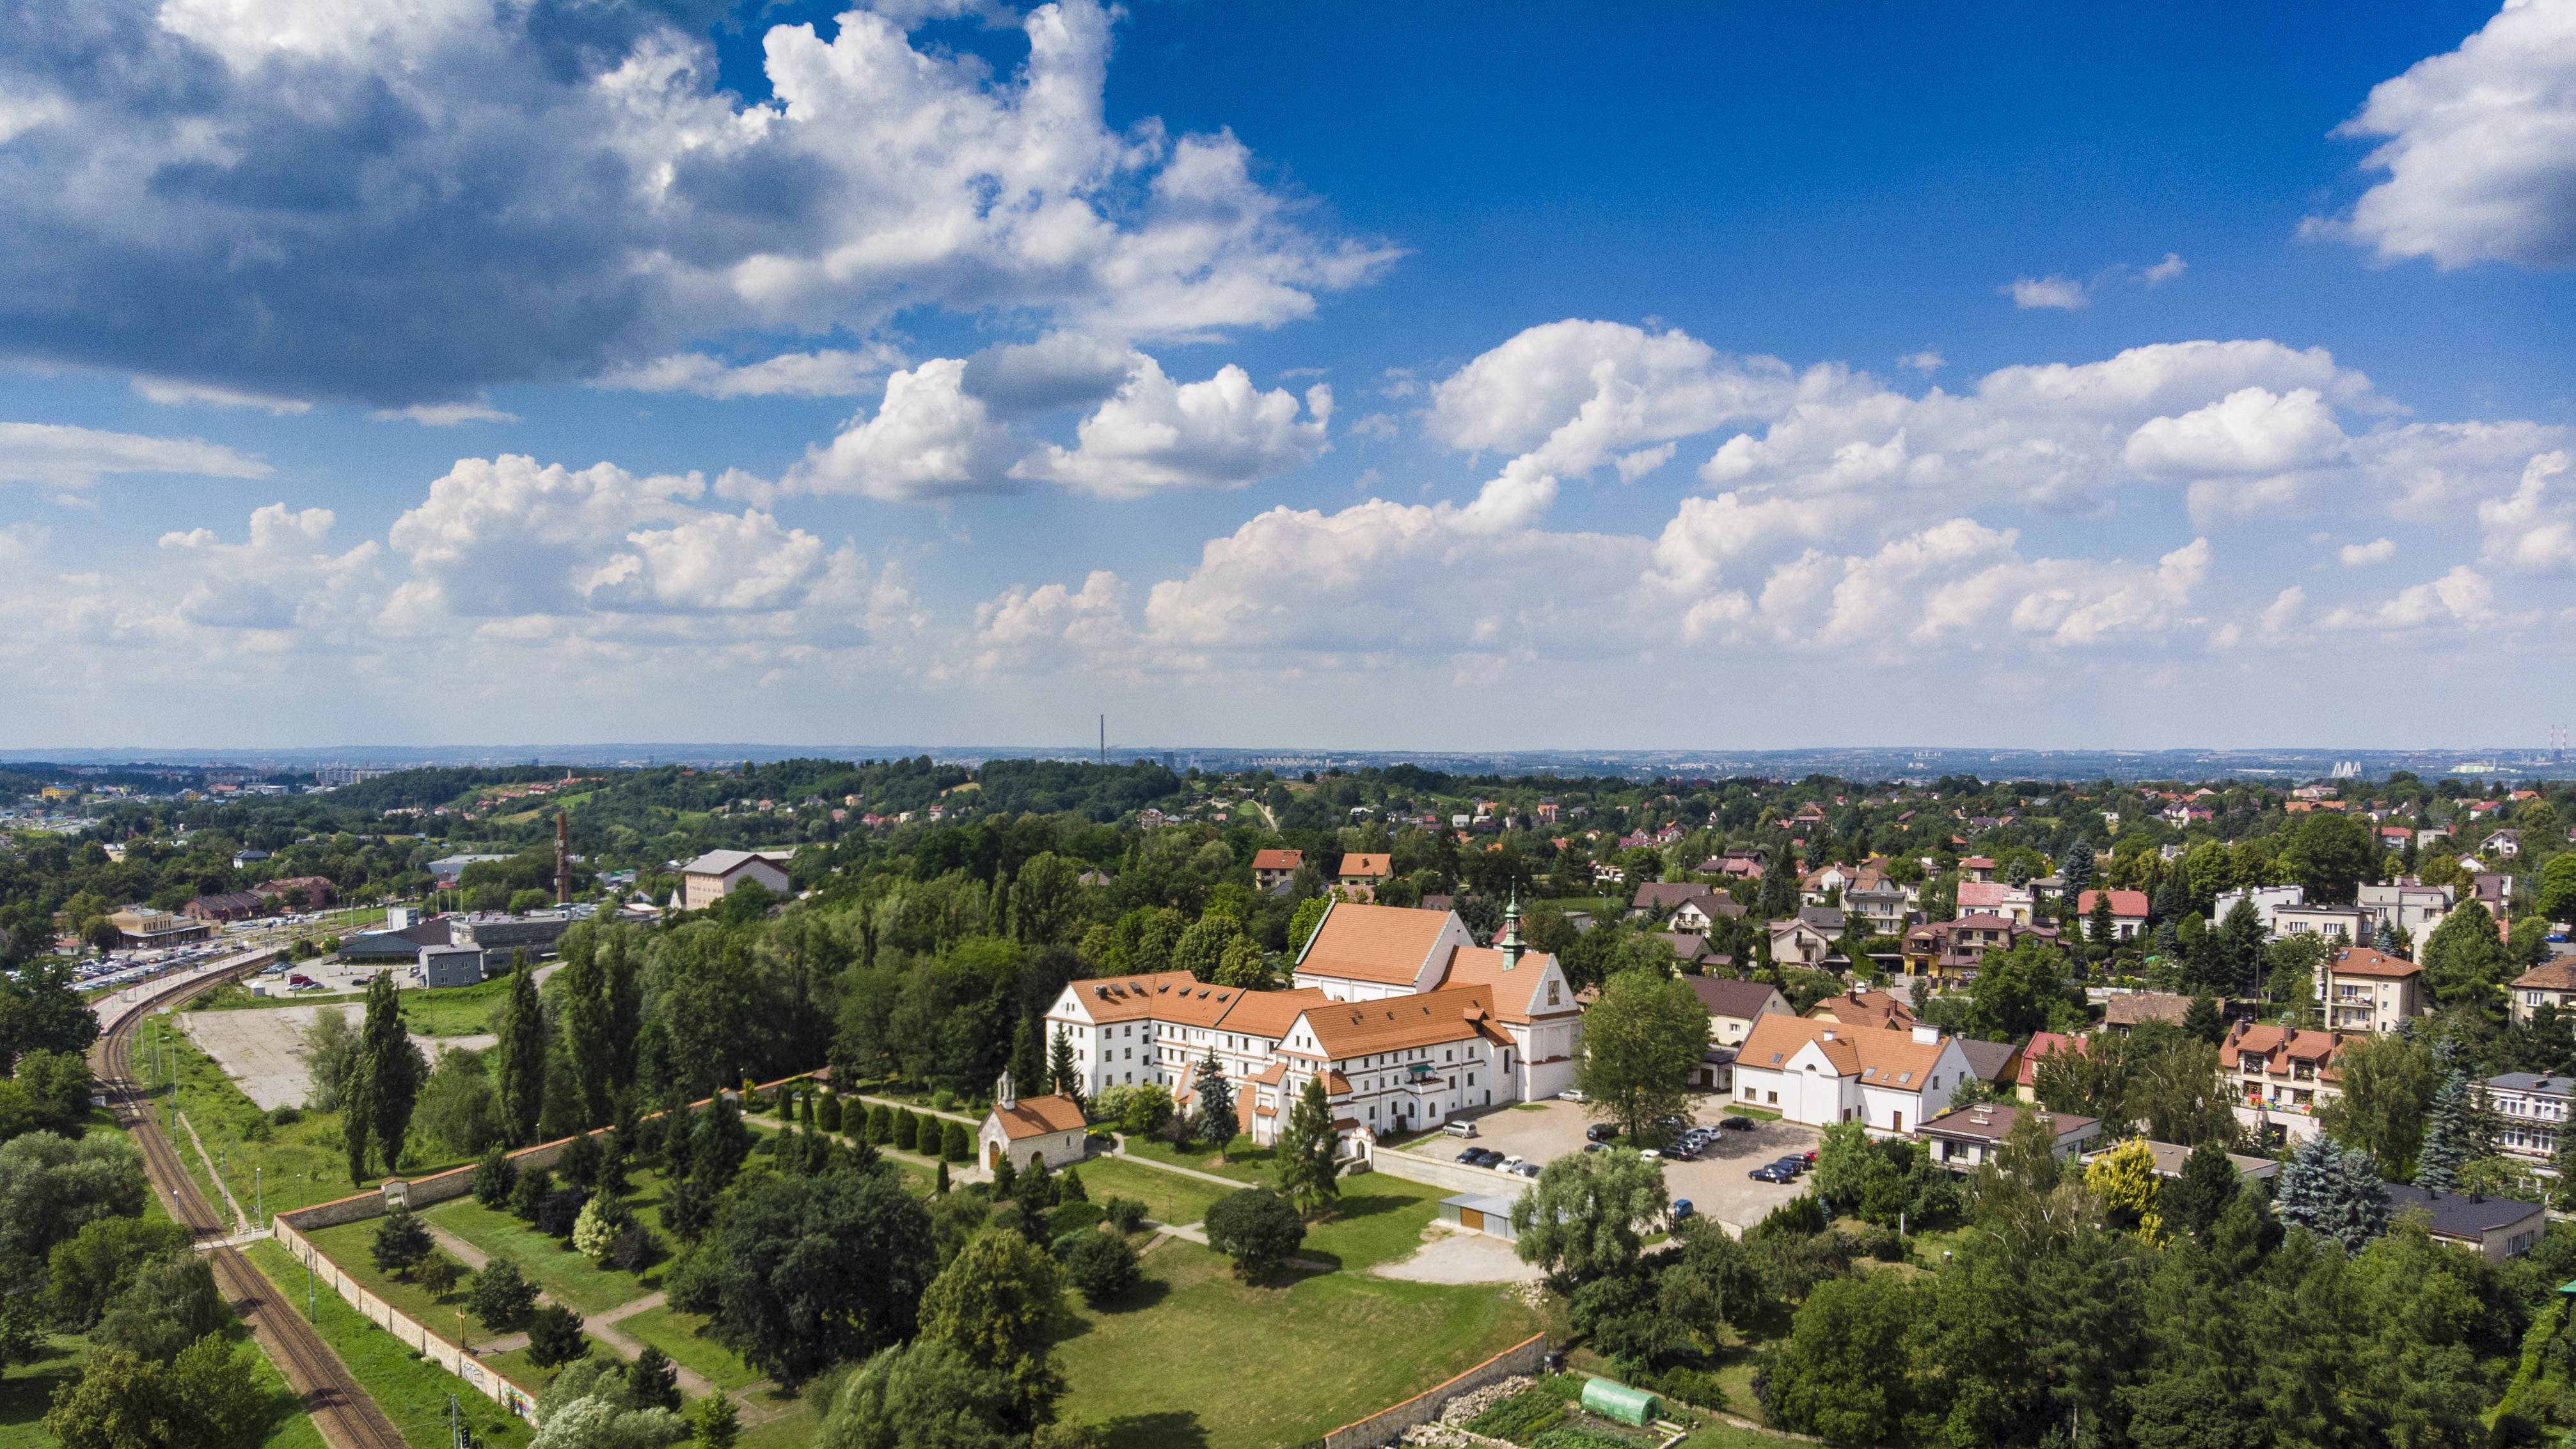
[990,1093,1087,1140]
[1297,986,1509,1058]
[1806,991,1916,1030]
[1740,1013,1951,1086]
[1434,946,1571,1022]
[1297,901,1453,985]
[1218,987,1329,1038]
[1251,849,1303,871]
[2017,1031,2082,1088]
[2076,889,2150,918]
[1065,971,1206,1023]
[2327,946,2421,979]
[1338,852,1394,879]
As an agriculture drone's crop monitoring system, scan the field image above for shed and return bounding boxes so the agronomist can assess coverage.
[1581,1379,1662,1426]
[1437,1192,1520,1240]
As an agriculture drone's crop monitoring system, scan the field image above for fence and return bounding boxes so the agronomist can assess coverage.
[269,1213,542,1421]
[1368,1144,1530,1199]
[1317,1334,1549,1449]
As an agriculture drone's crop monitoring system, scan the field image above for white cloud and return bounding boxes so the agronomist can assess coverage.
[372,402,519,427]
[2126,388,2348,477]
[158,503,382,631]
[0,421,271,487]
[2336,0,2576,269]
[2339,537,2398,567]
[784,360,1024,503]
[2143,252,2189,285]
[2261,585,2307,635]
[1009,359,1332,497]
[1348,413,1400,442]
[971,570,1143,673]
[2319,566,2500,630]
[0,0,1396,406]
[129,378,313,415]
[1898,350,1945,373]
[591,346,907,399]
[2477,449,2576,570]
[2005,276,2090,309]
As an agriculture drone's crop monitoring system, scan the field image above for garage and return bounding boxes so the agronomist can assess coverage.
[1439,1192,1519,1240]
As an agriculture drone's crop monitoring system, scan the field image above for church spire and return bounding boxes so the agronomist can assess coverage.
[1499,888,1524,970]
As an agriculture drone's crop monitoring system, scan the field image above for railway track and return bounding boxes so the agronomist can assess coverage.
[92,960,414,1449]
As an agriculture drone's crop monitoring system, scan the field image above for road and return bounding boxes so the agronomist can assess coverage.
[91,955,411,1449]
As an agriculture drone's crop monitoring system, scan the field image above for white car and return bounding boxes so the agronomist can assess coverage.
[1557,1088,1584,1102]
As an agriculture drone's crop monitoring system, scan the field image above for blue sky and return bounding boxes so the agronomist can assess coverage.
[1,0,2570,752]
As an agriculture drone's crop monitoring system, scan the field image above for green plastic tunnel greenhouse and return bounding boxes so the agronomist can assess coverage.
[1580,1378,1663,1426]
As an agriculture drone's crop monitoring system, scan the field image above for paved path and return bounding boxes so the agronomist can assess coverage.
[422,1217,725,1400]
[1158,1221,1334,1273]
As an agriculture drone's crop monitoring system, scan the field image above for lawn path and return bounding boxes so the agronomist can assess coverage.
[739,1112,988,1185]
[1103,1137,1250,1192]
[422,1222,722,1400]
[1156,1222,1335,1273]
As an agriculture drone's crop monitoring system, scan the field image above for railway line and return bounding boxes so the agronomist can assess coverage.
[91,957,413,1449]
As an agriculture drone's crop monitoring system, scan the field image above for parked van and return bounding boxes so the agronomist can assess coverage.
[1441,1120,1477,1139]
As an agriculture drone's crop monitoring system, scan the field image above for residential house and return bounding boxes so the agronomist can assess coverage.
[2014,1031,2084,1102]
[2487,1073,2570,1161]
[1730,1015,1973,1136]
[977,1073,1089,1173]
[2482,828,2524,859]
[1807,990,1918,1031]
[2359,880,2454,935]
[231,848,271,869]
[1670,893,1745,935]
[1957,880,2035,924]
[679,850,793,910]
[2378,826,2414,851]
[2210,885,2307,933]
[1688,977,1794,1050]
[2119,1141,2281,1187]
[2380,1184,2547,1261]
[1954,1037,2023,1094]
[1632,882,1709,916]
[1959,856,1998,883]
[1768,917,1838,970]
[2074,889,2150,940]
[2317,946,2425,1033]
[1251,849,1304,893]
[1798,904,1847,937]
[2472,873,2514,917]
[1919,1105,2100,1171]
[1904,914,2051,986]
[2511,962,2576,1025]
[1798,864,1854,906]
[1844,878,1912,938]
[182,892,267,923]
[1654,933,1727,972]
[254,876,338,911]
[2272,903,2373,946]
[2103,992,2207,1036]
[1338,853,1395,898]
[2223,1022,2346,1141]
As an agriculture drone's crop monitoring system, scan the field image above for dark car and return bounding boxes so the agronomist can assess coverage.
[1466,1148,1504,1167]
[1512,1161,1542,1178]
[1718,1116,1757,1131]
[1770,1156,1808,1175]
[1455,1148,1485,1163]
[1585,1123,1618,1143]
[1749,1164,1795,1183]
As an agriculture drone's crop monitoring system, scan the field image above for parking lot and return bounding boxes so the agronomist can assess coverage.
[1425,1097,1820,1234]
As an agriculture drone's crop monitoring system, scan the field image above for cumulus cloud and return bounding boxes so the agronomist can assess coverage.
[2143,253,2189,285]
[2005,276,2090,309]
[1009,359,1332,497]
[0,421,271,488]
[0,0,1395,406]
[2335,0,2576,269]
[159,503,381,632]
[1898,350,1945,373]
[2340,537,2398,567]
[592,345,908,399]
[2319,566,2500,630]
[2477,449,2576,570]
[784,360,1025,503]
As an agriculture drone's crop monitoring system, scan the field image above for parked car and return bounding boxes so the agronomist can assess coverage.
[1558,1088,1585,1102]
[1637,1148,1662,1161]
[1455,1148,1485,1163]
[1671,1200,1696,1221]
[1511,1162,1541,1178]
[1718,1116,1756,1131]
[1749,1164,1795,1183]
[1585,1123,1618,1143]
[1442,1120,1478,1139]
[1771,1156,1808,1175]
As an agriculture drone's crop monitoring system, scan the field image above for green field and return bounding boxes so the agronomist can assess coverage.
[1291,1174,1450,1271]
[1065,1157,1229,1228]
[1116,1135,1277,1186]
[613,1306,767,1393]
[418,1198,658,1315]
[242,1240,537,1449]
[193,974,530,1038]
[1050,1239,1543,1449]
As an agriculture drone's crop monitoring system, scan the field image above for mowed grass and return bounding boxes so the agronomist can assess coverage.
[304,1219,482,1338]
[1050,1239,1543,1449]
[0,1333,87,1449]
[1070,1158,1229,1228]
[241,1240,537,1449]
[418,1199,654,1315]
[1116,1134,1277,1187]
[733,1388,819,1449]
[1293,1174,1451,1272]
[614,1306,766,1393]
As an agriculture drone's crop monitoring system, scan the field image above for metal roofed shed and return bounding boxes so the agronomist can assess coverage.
[1580,1379,1662,1425]
[1438,1192,1520,1240]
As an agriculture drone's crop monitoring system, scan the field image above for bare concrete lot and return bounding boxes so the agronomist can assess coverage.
[1416,1097,1820,1234]
[178,1004,491,1111]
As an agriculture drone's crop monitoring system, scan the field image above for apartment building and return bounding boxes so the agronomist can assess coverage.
[2223,1021,2346,1141]
[2511,961,2576,1025]
[2315,946,2424,1033]
[2488,1073,2571,1162]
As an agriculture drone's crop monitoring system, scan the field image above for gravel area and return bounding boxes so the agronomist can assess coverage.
[180,1004,487,1110]
[1372,1231,1544,1285]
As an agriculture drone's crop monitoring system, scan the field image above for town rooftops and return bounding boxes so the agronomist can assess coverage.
[1339,853,1394,879]
[1251,849,1303,871]
[1918,1104,2097,1143]
[1739,1013,1950,1085]
[1806,990,1916,1030]
[2510,961,2576,993]
[1632,882,1705,912]
[1434,945,1570,1022]
[1293,985,1509,1058]
[1954,1037,2019,1085]
[2018,1031,2083,1088]
[1687,976,1787,1022]
[2327,946,2422,979]
[2104,992,2201,1029]
[1296,901,1457,985]
[2132,1141,2280,1182]
[2382,1182,2546,1241]
[681,848,792,876]
[2076,889,2151,918]
[989,1093,1087,1140]
[2487,1073,2573,1096]
[1071,971,1242,1027]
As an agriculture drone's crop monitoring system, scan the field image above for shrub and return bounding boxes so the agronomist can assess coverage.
[524,1304,587,1368]
[1529,1427,1643,1449]
[817,1095,842,1133]
[893,1111,919,1152]
[239,1114,271,1143]
[611,1223,660,1275]
[930,1088,956,1111]
[1049,1201,1105,1237]
[466,1258,537,1330]
[990,1204,1025,1239]
[1066,1230,1139,1305]
[1204,1187,1304,1281]
[509,1166,555,1221]
[269,1105,302,1126]
[1059,1167,1087,1203]
[942,1121,972,1162]
[537,1187,590,1239]
[866,1105,892,1144]
[557,1133,602,1189]
[572,1198,620,1260]
[1103,1197,1147,1233]
[1628,1363,1728,1411]
[473,1146,518,1209]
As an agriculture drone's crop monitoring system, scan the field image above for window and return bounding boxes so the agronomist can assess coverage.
[1767,1091,1778,1105]
[1548,981,1561,1005]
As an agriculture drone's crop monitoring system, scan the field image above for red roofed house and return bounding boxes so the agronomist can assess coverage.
[1251,849,1304,893]
[2015,1031,2083,1102]
[1337,853,1395,899]
[2224,1022,2347,1142]
[1731,1013,1974,1136]
[2076,890,2151,941]
[977,1072,1089,1173]
[2318,946,2424,1033]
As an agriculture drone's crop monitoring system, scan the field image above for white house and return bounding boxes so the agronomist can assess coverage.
[679,849,793,909]
[1731,1013,1972,1137]
[977,1073,1088,1173]
[2209,885,2305,934]
[2488,1073,2572,1161]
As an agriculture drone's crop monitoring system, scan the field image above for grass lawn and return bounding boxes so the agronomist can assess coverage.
[418,1199,656,1315]
[1069,1158,1229,1228]
[1293,1174,1450,1272]
[1050,1239,1542,1449]
[1117,1135,1277,1187]
[613,1306,766,1393]
[474,1346,564,1397]
[242,1239,537,1449]
[733,1387,819,1449]
[305,1219,482,1339]
[0,1333,86,1449]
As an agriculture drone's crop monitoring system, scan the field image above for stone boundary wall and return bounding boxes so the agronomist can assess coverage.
[1319,1334,1549,1449]
[271,1214,542,1423]
[1370,1145,1531,1200]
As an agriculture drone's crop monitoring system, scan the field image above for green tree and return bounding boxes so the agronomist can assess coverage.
[94,1255,230,1365]
[1574,968,1709,1139]
[919,1233,1068,1430]
[710,1165,934,1386]
[602,930,643,1101]
[466,1258,539,1330]
[1760,1271,1925,1445]
[693,1390,739,1449]
[1509,1147,1666,1287]
[2275,1130,2389,1254]
[559,930,612,1130]
[1066,1231,1139,1306]
[2084,1137,2164,1240]
[2413,1040,2478,1191]
[2180,994,2225,1043]
[370,1208,433,1278]
[2318,1031,2434,1178]
[1288,898,1329,953]
[43,1337,265,1449]
[2538,854,2576,922]
[1173,913,1245,983]
[496,953,548,1147]
[1192,1049,1235,1151]
[2158,1140,2244,1244]
[2420,899,2507,1013]
[343,972,422,1182]
[472,1144,518,1209]
[45,1217,191,1329]
[1010,853,1084,947]
[525,1303,587,1368]
[2214,898,2267,1000]
[628,1344,682,1413]
[1274,1077,1341,1215]
[816,1340,1008,1449]
[1048,1029,1082,1111]
[1203,1187,1305,1282]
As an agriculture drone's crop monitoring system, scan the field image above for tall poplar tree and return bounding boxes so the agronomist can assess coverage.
[602,928,641,1100]
[559,930,611,1128]
[496,951,548,1146]
[353,972,422,1181]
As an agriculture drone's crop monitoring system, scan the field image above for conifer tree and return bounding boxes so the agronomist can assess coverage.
[560,929,611,1130]
[1194,1048,1235,1153]
[345,972,422,1182]
[1276,1077,1341,1215]
[2415,1040,2476,1191]
[1049,1028,1083,1112]
[601,929,642,1098]
[1008,1015,1043,1104]
[496,951,547,1146]
[2062,839,2095,900]
[2275,1131,2388,1254]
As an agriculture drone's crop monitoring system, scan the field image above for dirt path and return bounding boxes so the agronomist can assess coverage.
[422,1220,722,1398]
[176,1109,256,1235]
